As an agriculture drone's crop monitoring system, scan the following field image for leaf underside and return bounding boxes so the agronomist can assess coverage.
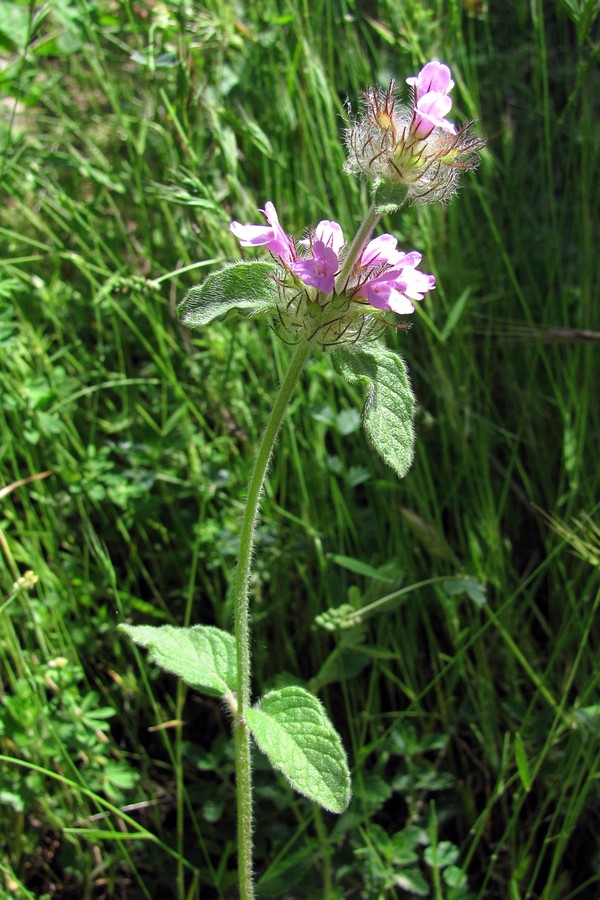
[333,341,416,479]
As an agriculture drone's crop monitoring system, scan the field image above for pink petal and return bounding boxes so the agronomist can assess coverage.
[262,200,280,228]
[261,201,296,263]
[387,291,415,315]
[413,92,455,137]
[230,221,274,245]
[314,220,345,254]
[394,250,423,269]
[395,269,436,301]
[229,201,295,264]
[361,234,400,268]
[406,60,454,99]
[291,241,339,293]
[355,269,399,309]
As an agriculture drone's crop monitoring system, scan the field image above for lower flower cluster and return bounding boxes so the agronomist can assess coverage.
[230,202,435,347]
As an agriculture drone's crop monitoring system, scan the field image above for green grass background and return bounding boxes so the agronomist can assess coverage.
[1,0,599,897]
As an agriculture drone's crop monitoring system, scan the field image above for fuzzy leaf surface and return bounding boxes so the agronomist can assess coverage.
[246,686,351,813]
[333,342,416,478]
[119,624,236,698]
[178,260,278,328]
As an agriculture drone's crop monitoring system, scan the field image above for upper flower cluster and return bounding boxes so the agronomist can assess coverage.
[230,201,435,334]
[344,60,485,206]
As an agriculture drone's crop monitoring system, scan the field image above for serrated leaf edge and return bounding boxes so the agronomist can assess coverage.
[119,623,237,698]
[247,686,351,814]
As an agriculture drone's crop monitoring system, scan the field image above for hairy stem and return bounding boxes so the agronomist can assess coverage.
[334,202,381,292]
[233,339,312,899]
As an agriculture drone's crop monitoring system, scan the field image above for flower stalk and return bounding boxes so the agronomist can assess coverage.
[232,339,313,898]
[334,202,381,292]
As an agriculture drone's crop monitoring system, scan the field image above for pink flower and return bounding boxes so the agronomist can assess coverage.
[413,92,455,137]
[406,60,454,100]
[292,219,345,293]
[356,254,435,314]
[345,60,484,206]
[407,60,456,138]
[356,270,416,314]
[291,241,339,293]
[230,201,295,264]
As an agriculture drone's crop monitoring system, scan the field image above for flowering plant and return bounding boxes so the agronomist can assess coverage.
[120,60,484,899]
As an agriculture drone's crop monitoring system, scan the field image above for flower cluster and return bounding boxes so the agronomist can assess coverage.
[230,202,435,346]
[344,60,485,206]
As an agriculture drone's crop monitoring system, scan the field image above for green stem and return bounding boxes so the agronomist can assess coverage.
[233,339,312,899]
[334,202,381,292]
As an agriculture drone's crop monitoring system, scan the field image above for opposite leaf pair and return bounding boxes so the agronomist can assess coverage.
[120,624,351,814]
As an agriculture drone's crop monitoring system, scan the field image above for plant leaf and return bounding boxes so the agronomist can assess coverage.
[333,342,416,478]
[424,840,460,868]
[178,260,278,328]
[246,686,351,813]
[309,644,371,693]
[442,575,487,607]
[119,624,236,698]
[373,181,410,216]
